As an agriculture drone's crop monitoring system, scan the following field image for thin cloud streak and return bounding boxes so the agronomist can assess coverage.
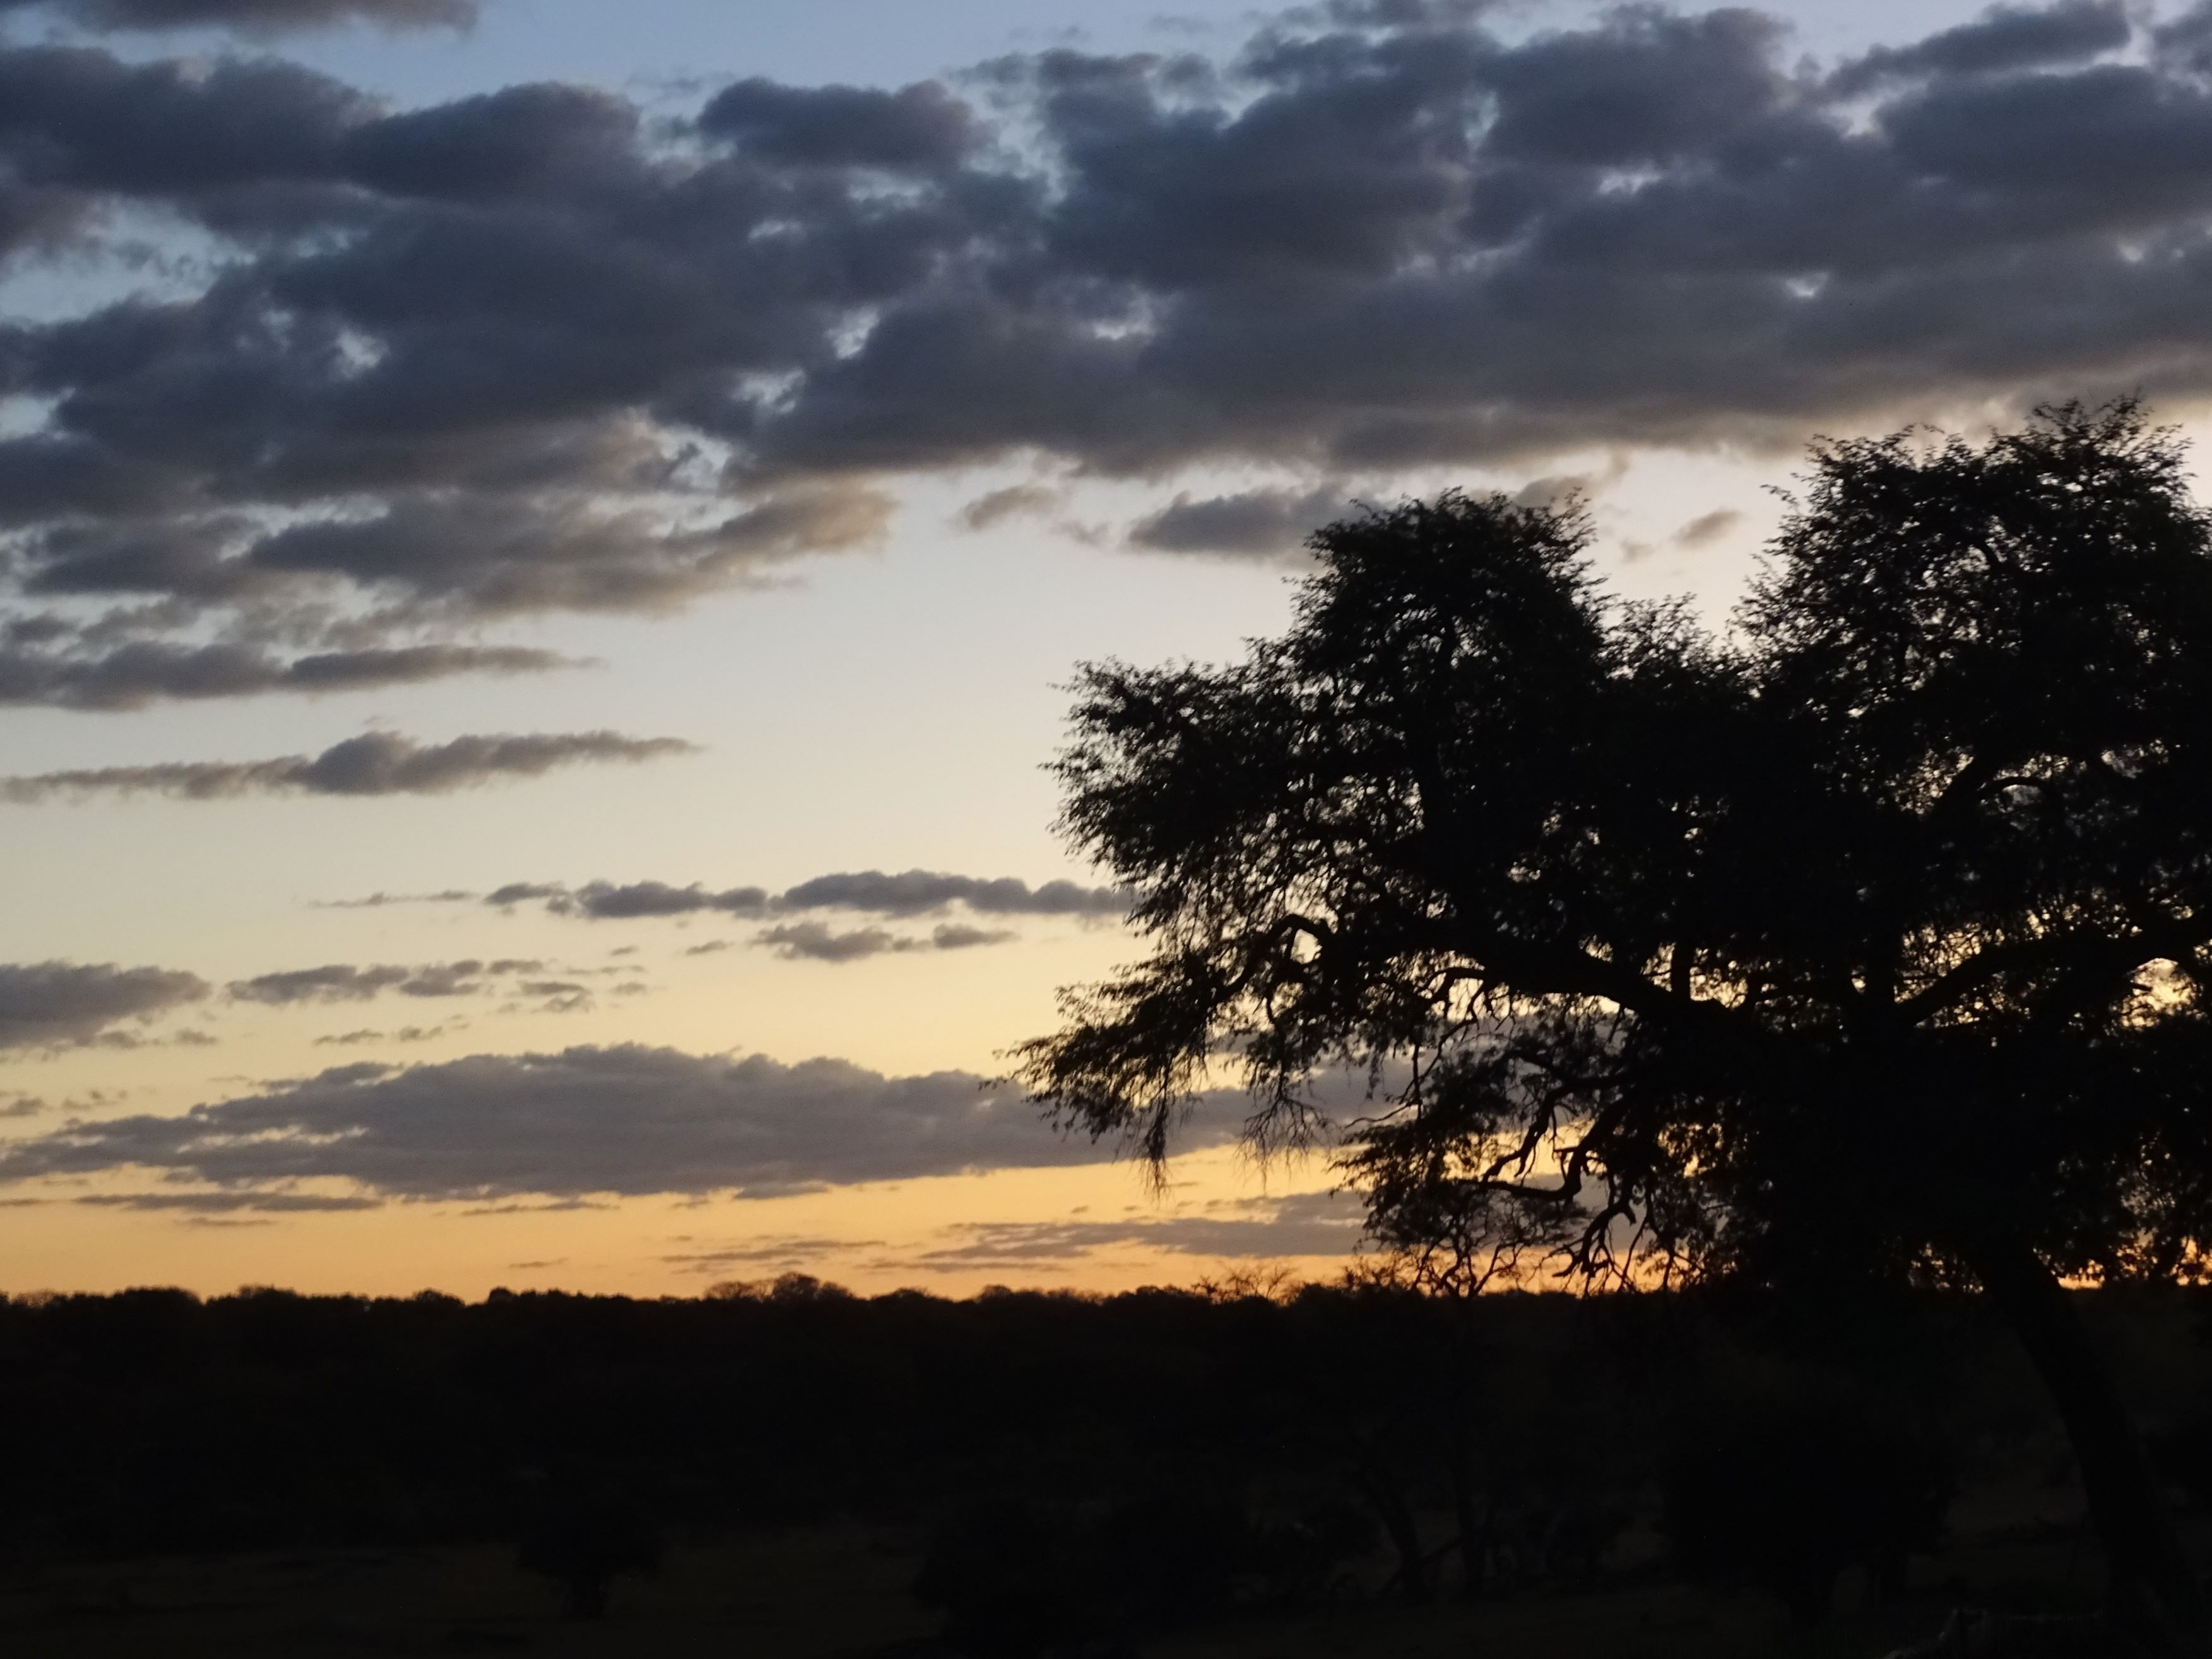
[0,1045,1243,1201]
[474,870,1131,922]
[0,731,696,802]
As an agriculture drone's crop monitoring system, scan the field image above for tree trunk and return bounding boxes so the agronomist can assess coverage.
[1352,1462,1432,1604]
[1967,1240,2205,1650]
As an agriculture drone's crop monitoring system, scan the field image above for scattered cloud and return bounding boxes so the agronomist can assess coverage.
[0,732,695,803]
[314,889,478,910]
[930,924,1018,951]
[756,922,899,962]
[958,483,1063,531]
[0,1045,1235,1200]
[0,0,476,32]
[1672,508,1742,548]
[0,961,208,1050]
[0,644,575,714]
[73,1191,382,1213]
[664,1234,880,1275]
[314,1024,462,1047]
[897,1191,1366,1270]
[228,960,540,1004]
[754,920,1020,962]
[1127,484,1351,558]
[1,5,2207,697]
[480,869,1128,923]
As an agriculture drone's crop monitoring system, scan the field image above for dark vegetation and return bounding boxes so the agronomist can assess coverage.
[0,1276,2206,1653]
[1019,402,2212,1646]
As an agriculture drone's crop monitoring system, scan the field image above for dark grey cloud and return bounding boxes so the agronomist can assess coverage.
[697,78,979,171]
[314,1023,460,1046]
[0,730,694,802]
[1672,508,1741,548]
[1127,484,1350,557]
[0,1045,1237,1199]
[228,960,536,1004]
[1830,1,2130,97]
[73,1191,381,1213]
[556,879,770,919]
[755,922,906,963]
[753,920,1019,962]
[957,482,1062,531]
[771,870,1128,919]
[897,1190,1366,1270]
[0,643,571,713]
[6,1,2212,693]
[0,0,473,31]
[487,869,1128,922]
[0,961,208,1049]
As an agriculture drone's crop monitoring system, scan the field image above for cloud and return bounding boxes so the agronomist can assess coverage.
[750,921,1016,961]
[0,1045,1238,1199]
[771,870,1128,919]
[8,1,2212,694]
[555,880,771,919]
[0,961,208,1049]
[228,960,536,1004]
[73,1191,381,1213]
[0,0,472,30]
[0,731,695,802]
[748,920,1018,961]
[1672,508,1741,548]
[314,1023,461,1046]
[897,1190,1367,1269]
[489,869,1128,923]
[1127,484,1351,557]
[0,643,574,713]
[697,78,978,171]
[930,924,1018,951]
[314,889,478,909]
[1828,1,2129,97]
[958,483,1063,531]
[664,1234,880,1275]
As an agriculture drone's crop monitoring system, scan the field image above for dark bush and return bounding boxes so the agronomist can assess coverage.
[517,1495,663,1619]
[1662,1389,1953,1624]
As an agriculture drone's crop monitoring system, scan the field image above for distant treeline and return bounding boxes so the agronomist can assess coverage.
[1,1274,2209,1625]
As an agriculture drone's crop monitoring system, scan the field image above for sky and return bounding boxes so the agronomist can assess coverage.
[0,0,2204,1298]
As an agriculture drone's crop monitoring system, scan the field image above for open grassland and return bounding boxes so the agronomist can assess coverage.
[0,1494,2164,1658]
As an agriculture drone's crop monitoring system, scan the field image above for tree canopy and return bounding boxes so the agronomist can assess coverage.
[1017,401,2212,1638]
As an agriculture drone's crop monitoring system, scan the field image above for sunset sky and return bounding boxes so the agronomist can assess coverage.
[0,0,2200,1297]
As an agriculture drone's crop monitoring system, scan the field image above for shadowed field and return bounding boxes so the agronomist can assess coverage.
[0,1280,2201,1656]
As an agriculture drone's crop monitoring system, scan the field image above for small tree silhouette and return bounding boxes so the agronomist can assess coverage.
[1662,1388,1952,1624]
[518,1496,663,1620]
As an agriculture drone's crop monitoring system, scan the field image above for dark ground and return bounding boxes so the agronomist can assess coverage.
[0,1277,2201,1656]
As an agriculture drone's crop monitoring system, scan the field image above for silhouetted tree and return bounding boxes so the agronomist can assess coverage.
[1017,402,2212,1646]
[518,1494,663,1619]
[1662,1384,1952,1624]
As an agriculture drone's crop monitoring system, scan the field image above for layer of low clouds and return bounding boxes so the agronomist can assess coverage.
[1127,485,1354,559]
[228,958,540,1004]
[0,731,694,802]
[755,920,1018,962]
[0,0,473,30]
[0,1,2207,698]
[0,961,207,1049]
[0,1045,1242,1199]
[476,870,1130,921]
[901,1191,1368,1270]
[658,1190,1368,1278]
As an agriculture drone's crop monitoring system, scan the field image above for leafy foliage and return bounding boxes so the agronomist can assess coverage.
[1020,401,2212,1293]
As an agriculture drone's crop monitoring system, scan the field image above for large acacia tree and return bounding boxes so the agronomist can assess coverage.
[1018,403,2212,1643]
